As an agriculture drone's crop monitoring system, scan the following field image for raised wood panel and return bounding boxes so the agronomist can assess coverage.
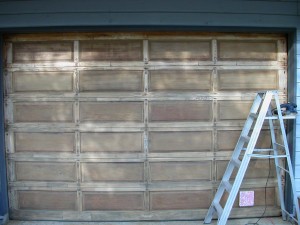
[149,70,211,91]
[150,191,212,210]
[79,40,143,61]
[217,130,271,151]
[15,162,76,181]
[12,42,74,62]
[18,191,77,210]
[81,132,143,152]
[218,70,278,91]
[79,70,143,92]
[149,101,212,122]
[218,40,277,61]
[249,188,276,206]
[15,132,74,152]
[149,40,211,61]
[150,161,211,181]
[13,71,73,92]
[79,102,143,122]
[83,192,145,211]
[14,102,74,122]
[81,163,144,182]
[216,159,275,180]
[149,131,212,152]
[218,101,252,120]
[221,188,276,208]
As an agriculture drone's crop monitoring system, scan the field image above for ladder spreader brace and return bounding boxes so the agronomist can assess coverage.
[204,90,300,225]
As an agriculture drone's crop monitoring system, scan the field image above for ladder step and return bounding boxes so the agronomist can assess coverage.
[265,115,297,120]
[249,113,258,118]
[257,91,267,94]
[213,201,223,217]
[222,180,232,193]
[277,165,290,174]
[247,154,288,159]
[231,158,241,168]
[265,116,278,120]
[241,135,251,143]
[242,148,274,152]
[274,142,285,148]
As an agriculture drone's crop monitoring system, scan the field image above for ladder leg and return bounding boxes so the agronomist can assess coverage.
[218,156,252,225]
[220,92,273,225]
[204,93,264,224]
[204,205,217,224]
[218,93,273,224]
[267,106,287,220]
[204,91,299,224]
[274,93,300,222]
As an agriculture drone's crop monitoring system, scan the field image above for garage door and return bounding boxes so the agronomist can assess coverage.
[4,32,287,221]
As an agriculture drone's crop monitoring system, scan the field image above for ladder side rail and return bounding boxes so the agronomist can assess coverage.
[204,93,264,224]
[204,204,217,223]
[267,106,287,220]
[218,91,274,225]
[223,93,263,182]
[274,93,300,222]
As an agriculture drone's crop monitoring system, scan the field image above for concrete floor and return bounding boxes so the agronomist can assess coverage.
[6,217,295,225]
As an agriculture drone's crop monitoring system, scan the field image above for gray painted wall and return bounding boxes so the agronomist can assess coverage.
[0,0,299,215]
[296,30,300,196]
[0,0,299,28]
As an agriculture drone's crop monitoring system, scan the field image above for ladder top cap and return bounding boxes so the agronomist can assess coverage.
[257,90,278,94]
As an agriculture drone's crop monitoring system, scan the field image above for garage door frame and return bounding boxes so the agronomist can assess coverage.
[0,28,297,221]
[0,34,9,224]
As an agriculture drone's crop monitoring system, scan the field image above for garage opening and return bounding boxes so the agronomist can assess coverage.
[3,32,287,221]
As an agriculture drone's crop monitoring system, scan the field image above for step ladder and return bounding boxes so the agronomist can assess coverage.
[204,90,300,225]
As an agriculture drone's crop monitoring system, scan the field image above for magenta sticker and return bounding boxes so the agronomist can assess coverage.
[239,191,254,207]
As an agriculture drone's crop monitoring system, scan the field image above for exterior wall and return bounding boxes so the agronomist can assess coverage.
[0,0,299,219]
[0,0,299,28]
[296,29,300,197]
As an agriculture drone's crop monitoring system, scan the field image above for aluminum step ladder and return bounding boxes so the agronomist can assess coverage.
[204,90,300,225]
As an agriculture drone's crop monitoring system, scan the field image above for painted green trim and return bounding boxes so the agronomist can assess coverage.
[0,34,8,223]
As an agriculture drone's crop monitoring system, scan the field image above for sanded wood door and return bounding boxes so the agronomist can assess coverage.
[4,32,287,221]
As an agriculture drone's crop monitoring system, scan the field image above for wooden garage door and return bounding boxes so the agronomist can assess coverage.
[4,33,287,221]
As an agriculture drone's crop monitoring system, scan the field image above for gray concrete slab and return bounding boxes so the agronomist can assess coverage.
[7,217,295,225]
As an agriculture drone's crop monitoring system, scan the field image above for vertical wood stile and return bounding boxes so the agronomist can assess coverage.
[279,69,287,95]
[143,39,150,211]
[5,99,13,125]
[5,131,14,154]
[212,67,217,94]
[74,40,80,94]
[4,71,12,96]
[277,39,287,63]
[212,91,218,183]
[77,188,82,212]
[6,42,13,66]
[143,40,149,64]
[212,39,218,65]
[9,190,17,210]
[7,160,15,182]
[74,40,82,211]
